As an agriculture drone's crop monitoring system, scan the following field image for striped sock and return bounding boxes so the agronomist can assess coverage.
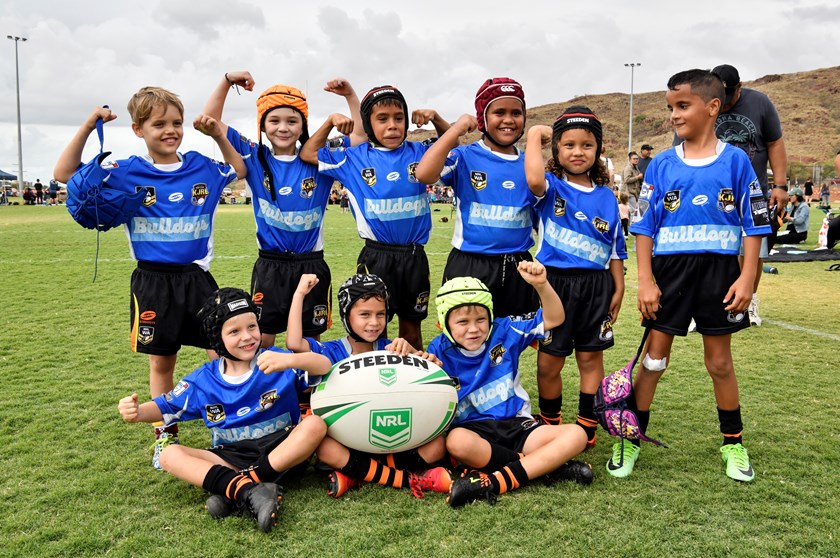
[491,461,529,495]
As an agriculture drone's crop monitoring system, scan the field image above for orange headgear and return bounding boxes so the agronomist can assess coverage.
[255,84,309,145]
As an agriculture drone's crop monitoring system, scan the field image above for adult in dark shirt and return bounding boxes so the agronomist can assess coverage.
[637,144,654,178]
[34,179,44,205]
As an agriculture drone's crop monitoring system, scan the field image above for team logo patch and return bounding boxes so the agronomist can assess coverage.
[137,186,155,207]
[370,409,412,450]
[361,168,376,186]
[540,330,553,345]
[312,305,328,327]
[205,404,225,423]
[414,291,430,314]
[639,182,653,199]
[727,310,746,323]
[747,178,762,197]
[379,368,397,387]
[191,183,209,206]
[663,190,681,213]
[554,195,566,217]
[717,188,736,213]
[470,170,487,191]
[173,380,189,397]
[137,326,154,345]
[592,216,609,233]
[407,162,419,183]
[252,292,264,303]
[258,390,279,412]
[750,196,770,227]
[300,177,316,199]
[599,317,614,342]
[489,343,506,366]
[262,173,273,196]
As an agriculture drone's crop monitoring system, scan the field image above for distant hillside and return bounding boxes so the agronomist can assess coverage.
[411,66,840,180]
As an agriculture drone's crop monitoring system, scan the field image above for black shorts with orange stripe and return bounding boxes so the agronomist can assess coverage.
[454,417,542,454]
[130,262,218,355]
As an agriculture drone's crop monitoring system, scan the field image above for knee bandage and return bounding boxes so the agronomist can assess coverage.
[641,353,667,372]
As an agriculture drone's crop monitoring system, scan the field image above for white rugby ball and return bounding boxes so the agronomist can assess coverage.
[311,350,458,454]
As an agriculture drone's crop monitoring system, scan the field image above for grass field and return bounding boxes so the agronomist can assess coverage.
[0,201,838,558]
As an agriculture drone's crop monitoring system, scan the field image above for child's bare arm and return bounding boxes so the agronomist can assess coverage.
[725,236,759,312]
[517,260,565,330]
[635,235,660,320]
[299,114,353,165]
[414,114,476,184]
[257,350,332,376]
[324,78,366,146]
[118,393,163,424]
[202,71,255,136]
[286,274,319,353]
[54,107,117,183]
[412,109,451,137]
[525,125,552,196]
[608,258,625,324]
[194,114,247,179]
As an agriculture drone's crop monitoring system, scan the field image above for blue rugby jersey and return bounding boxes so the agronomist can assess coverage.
[534,175,627,269]
[153,347,309,446]
[439,141,535,254]
[304,337,391,365]
[318,138,432,245]
[227,126,332,253]
[101,152,235,270]
[630,143,771,256]
[427,309,545,425]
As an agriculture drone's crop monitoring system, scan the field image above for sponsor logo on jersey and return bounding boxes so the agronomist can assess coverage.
[278,186,292,196]
[502,180,515,190]
[407,162,419,183]
[168,192,184,203]
[370,409,412,450]
[300,177,316,199]
[574,211,587,220]
[205,403,226,423]
[663,190,681,212]
[191,183,209,206]
[312,305,328,327]
[554,195,566,216]
[237,407,251,417]
[379,368,397,386]
[592,216,609,233]
[386,171,400,182]
[252,292,264,303]
[692,194,709,206]
[139,310,156,322]
[599,317,614,341]
[258,390,278,412]
[489,343,506,366]
[717,188,735,213]
[414,291,429,314]
[639,182,653,199]
[361,167,376,186]
[137,326,154,345]
[470,170,487,191]
[747,178,762,197]
[750,197,770,227]
[173,380,189,397]
[136,186,155,207]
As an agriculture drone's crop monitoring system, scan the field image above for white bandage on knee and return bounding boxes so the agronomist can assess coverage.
[642,353,667,372]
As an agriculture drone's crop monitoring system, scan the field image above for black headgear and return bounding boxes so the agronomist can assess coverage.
[337,274,390,342]
[551,106,603,175]
[360,86,409,147]
[197,288,260,361]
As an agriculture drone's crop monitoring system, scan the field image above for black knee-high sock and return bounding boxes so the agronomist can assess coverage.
[388,449,430,471]
[485,443,521,471]
[718,406,744,445]
[243,452,282,483]
[339,450,407,488]
[202,464,254,501]
[490,460,529,495]
[538,395,563,424]
[576,392,598,441]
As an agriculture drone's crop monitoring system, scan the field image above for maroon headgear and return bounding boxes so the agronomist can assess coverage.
[474,77,526,147]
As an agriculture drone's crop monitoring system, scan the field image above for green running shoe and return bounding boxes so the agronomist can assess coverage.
[720,443,755,482]
[606,441,640,478]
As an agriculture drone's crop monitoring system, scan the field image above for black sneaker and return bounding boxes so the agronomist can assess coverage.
[544,460,594,486]
[447,471,497,508]
[242,483,283,533]
[205,494,235,519]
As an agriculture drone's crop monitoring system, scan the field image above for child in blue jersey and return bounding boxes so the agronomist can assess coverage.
[427,264,594,508]
[523,107,626,448]
[415,78,539,317]
[611,69,771,482]
[300,84,450,350]
[285,273,452,499]
[203,72,364,348]
[117,288,331,532]
[55,87,247,468]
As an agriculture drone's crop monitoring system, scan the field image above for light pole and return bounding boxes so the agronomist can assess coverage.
[7,35,27,189]
[624,62,641,155]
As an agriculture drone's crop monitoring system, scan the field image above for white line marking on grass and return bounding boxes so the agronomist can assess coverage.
[764,319,840,342]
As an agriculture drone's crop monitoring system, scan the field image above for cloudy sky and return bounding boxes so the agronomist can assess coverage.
[1,0,838,183]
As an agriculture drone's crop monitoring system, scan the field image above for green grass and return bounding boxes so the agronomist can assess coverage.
[0,202,838,558]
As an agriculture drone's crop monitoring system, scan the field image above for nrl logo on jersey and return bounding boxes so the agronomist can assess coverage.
[717,188,736,213]
[554,195,566,216]
[489,343,506,366]
[592,216,609,233]
[136,186,155,207]
[361,167,376,186]
[470,170,487,191]
[300,177,316,199]
[663,190,680,213]
[407,162,419,183]
[191,183,209,206]
[205,403,226,423]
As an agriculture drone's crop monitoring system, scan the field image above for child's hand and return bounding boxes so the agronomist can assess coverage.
[723,275,752,314]
[454,114,478,136]
[118,393,141,423]
[225,71,254,91]
[194,114,223,138]
[329,113,354,136]
[517,260,547,287]
[295,274,319,296]
[609,292,623,325]
[385,337,416,355]
[414,351,443,368]
[86,106,117,129]
[636,280,661,320]
[257,351,291,374]
[411,109,438,128]
[324,78,355,98]
[527,124,553,146]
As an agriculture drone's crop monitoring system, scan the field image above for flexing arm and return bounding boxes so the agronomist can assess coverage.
[286,274,319,353]
[412,109,451,137]
[257,350,333,376]
[324,78,366,146]
[54,107,117,183]
[194,114,247,179]
[299,114,353,165]
[517,260,565,331]
[118,393,164,424]
[202,71,255,138]
[414,114,476,184]
[524,125,552,196]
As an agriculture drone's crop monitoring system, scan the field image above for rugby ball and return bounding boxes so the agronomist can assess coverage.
[310,350,458,454]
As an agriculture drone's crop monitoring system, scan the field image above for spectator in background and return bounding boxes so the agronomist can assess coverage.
[803,179,814,206]
[637,144,654,178]
[600,146,615,189]
[770,187,809,250]
[819,183,830,208]
[23,187,36,205]
[34,179,44,205]
[622,151,643,222]
[48,179,60,205]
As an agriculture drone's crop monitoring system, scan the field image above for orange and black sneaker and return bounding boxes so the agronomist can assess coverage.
[408,467,452,499]
[326,470,361,498]
[447,471,497,508]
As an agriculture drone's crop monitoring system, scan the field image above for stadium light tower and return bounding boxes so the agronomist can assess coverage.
[8,35,27,188]
[624,62,641,155]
